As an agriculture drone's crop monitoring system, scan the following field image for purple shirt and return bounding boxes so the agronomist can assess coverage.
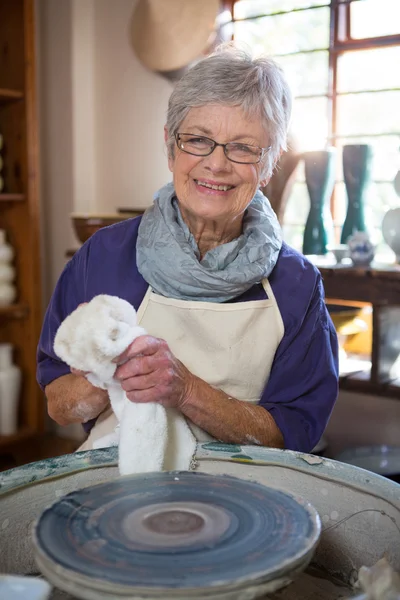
[37,217,338,452]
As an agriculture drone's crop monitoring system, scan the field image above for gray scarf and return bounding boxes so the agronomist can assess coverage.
[136,182,282,302]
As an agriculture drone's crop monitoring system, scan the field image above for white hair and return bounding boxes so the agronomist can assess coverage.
[166,43,292,178]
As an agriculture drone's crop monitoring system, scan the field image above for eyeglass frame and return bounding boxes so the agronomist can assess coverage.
[174,132,271,165]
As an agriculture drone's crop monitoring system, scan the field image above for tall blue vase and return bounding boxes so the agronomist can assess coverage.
[302,149,336,255]
[340,144,372,244]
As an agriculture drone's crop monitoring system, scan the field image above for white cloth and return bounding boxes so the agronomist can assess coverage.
[53,294,196,475]
[81,279,284,447]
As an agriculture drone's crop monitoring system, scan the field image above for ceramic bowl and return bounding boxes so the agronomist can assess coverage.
[71,212,143,244]
[334,445,400,483]
[326,244,349,264]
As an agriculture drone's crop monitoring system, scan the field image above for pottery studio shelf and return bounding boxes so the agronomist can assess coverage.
[0,194,25,202]
[0,303,29,319]
[0,0,45,466]
[0,428,34,449]
[0,88,24,105]
[319,264,400,398]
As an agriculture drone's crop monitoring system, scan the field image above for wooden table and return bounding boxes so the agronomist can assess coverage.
[319,265,400,398]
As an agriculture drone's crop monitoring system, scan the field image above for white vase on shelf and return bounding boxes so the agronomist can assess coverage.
[0,229,16,306]
[382,208,400,263]
[0,283,16,306]
[0,343,22,435]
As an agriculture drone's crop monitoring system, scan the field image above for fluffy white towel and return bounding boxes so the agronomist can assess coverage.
[53,294,196,475]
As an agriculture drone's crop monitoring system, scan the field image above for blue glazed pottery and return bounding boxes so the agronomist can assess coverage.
[303,149,336,256]
[341,144,372,244]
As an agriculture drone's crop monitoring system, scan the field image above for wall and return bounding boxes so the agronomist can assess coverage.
[37,0,172,301]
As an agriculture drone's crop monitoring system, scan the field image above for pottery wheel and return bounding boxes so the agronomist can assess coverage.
[32,471,321,599]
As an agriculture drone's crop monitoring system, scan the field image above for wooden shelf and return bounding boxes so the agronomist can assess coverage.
[0,88,24,105]
[319,265,400,399]
[320,265,400,305]
[0,194,25,202]
[0,428,34,449]
[0,0,44,461]
[340,373,400,399]
[0,303,29,319]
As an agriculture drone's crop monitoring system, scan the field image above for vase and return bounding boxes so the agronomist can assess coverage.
[0,343,22,435]
[347,231,375,267]
[0,229,16,306]
[340,144,372,244]
[302,148,336,255]
[382,208,400,263]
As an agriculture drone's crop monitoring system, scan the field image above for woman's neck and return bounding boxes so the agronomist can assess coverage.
[180,207,243,259]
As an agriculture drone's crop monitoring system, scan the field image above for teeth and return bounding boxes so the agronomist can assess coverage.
[197,181,232,191]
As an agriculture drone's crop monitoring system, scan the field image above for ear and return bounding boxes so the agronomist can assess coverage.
[259,177,270,188]
[164,126,174,172]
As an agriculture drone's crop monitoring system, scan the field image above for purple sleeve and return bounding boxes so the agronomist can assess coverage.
[36,255,84,390]
[259,246,339,453]
[36,217,148,434]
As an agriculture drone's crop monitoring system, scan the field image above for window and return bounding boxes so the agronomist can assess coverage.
[223,0,400,256]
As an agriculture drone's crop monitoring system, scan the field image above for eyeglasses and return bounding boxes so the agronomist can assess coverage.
[175,133,271,165]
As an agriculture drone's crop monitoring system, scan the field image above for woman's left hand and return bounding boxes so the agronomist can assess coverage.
[114,335,195,409]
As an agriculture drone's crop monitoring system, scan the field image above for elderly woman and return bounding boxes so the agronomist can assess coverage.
[37,46,338,453]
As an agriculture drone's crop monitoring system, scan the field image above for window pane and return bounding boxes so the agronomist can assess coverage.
[335,136,400,182]
[337,47,400,93]
[334,182,347,227]
[277,51,329,96]
[234,0,330,19]
[337,91,400,136]
[233,8,330,55]
[351,0,400,39]
[283,181,310,226]
[334,178,399,260]
[282,225,305,251]
[290,97,329,151]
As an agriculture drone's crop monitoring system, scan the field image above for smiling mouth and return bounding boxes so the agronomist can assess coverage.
[194,179,235,192]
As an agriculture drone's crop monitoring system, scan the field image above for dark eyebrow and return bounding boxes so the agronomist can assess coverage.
[186,126,259,145]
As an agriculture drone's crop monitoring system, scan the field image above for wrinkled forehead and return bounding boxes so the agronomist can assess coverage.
[178,103,269,139]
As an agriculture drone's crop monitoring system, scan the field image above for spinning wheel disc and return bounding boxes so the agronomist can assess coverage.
[33,471,321,599]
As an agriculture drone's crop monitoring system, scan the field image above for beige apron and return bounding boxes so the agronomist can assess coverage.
[79,279,284,450]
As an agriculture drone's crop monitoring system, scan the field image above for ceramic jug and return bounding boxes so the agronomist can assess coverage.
[382,208,400,263]
[302,148,336,255]
[0,229,16,306]
[0,343,22,435]
[341,144,372,244]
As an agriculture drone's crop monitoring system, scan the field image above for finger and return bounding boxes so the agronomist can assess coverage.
[125,386,168,404]
[120,371,162,392]
[115,336,166,363]
[115,354,169,380]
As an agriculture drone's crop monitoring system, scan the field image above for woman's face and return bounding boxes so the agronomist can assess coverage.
[166,105,270,226]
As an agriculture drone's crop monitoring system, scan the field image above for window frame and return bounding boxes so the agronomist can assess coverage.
[223,0,400,228]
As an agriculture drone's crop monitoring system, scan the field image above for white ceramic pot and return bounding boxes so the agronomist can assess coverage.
[0,230,14,263]
[0,343,21,435]
[347,231,375,266]
[382,207,400,263]
[0,263,15,283]
[0,283,16,306]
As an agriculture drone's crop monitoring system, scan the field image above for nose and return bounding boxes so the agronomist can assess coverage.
[203,144,232,173]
